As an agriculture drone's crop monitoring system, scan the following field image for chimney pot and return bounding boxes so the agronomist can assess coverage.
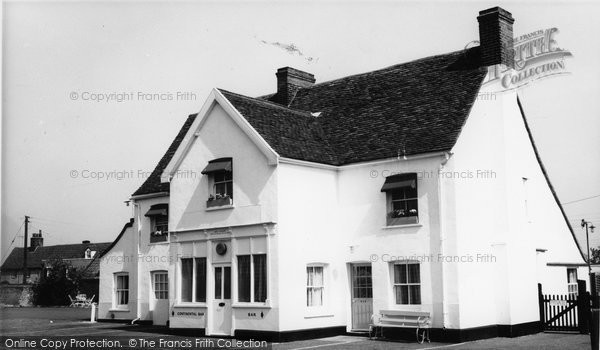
[275,67,315,106]
[477,6,515,68]
[30,231,43,250]
[82,240,90,244]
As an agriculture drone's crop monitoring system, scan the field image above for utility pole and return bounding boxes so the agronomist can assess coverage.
[23,215,29,284]
[583,219,596,276]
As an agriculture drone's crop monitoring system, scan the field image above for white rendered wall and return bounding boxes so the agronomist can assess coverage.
[166,101,279,333]
[169,103,277,232]
[98,222,137,320]
[277,155,445,331]
[134,196,171,322]
[447,82,586,329]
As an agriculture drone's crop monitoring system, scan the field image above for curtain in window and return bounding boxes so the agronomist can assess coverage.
[307,266,323,306]
[195,258,206,302]
[567,269,577,283]
[181,259,193,302]
[254,254,267,302]
[215,267,223,299]
[394,263,421,305]
[224,266,231,299]
[407,264,420,283]
[238,255,251,302]
[394,264,406,284]
[116,275,129,305]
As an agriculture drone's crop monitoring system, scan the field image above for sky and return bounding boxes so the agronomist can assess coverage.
[2,0,600,263]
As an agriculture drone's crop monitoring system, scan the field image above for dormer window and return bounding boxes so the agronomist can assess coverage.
[202,158,233,208]
[84,248,94,259]
[381,173,418,226]
[145,203,168,243]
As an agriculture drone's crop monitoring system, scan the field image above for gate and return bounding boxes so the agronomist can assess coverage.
[538,281,590,333]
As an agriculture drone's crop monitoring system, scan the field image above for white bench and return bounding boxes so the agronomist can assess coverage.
[369,310,431,343]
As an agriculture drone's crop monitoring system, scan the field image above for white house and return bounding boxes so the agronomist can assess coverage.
[98,7,587,342]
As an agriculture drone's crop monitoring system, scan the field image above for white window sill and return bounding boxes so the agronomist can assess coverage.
[205,205,235,212]
[148,240,169,245]
[109,308,130,312]
[385,305,424,312]
[382,223,423,230]
[173,303,207,308]
[232,303,271,309]
[304,313,334,319]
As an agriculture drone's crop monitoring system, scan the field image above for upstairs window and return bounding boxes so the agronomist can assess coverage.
[381,173,418,226]
[567,268,578,298]
[202,158,233,208]
[145,204,168,243]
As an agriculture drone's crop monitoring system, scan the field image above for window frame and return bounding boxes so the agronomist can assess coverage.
[391,262,421,305]
[153,215,169,234]
[236,254,268,304]
[150,215,169,243]
[114,273,129,308]
[203,158,234,208]
[152,271,168,300]
[567,268,578,298]
[212,171,233,199]
[306,265,326,308]
[179,257,208,304]
[381,174,419,226]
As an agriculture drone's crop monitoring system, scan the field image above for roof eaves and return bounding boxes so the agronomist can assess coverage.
[517,96,586,262]
[98,218,135,259]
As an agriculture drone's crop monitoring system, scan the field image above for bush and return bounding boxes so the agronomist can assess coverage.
[32,259,81,306]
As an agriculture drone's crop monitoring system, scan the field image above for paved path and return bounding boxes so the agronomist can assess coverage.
[0,307,592,349]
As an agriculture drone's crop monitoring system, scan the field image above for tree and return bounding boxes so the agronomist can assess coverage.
[32,259,81,306]
[590,247,600,265]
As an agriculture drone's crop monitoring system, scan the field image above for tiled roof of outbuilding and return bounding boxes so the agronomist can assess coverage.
[1,242,111,271]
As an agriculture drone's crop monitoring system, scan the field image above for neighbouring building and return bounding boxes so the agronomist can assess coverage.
[0,232,110,304]
[98,7,587,342]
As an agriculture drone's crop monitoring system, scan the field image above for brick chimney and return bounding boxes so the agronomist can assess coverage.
[30,230,43,250]
[275,67,315,106]
[477,7,515,68]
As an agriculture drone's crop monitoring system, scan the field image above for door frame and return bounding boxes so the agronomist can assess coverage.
[349,263,373,331]
[150,270,169,326]
[208,262,233,336]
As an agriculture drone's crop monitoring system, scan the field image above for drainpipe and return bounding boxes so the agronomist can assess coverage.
[438,152,452,329]
[133,202,142,322]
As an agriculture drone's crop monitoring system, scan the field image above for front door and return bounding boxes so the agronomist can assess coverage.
[351,264,373,331]
[212,265,232,335]
[150,271,169,325]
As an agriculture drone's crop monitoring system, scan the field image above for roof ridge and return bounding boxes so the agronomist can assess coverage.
[9,242,111,249]
[297,49,467,90]
[218,89,315,117]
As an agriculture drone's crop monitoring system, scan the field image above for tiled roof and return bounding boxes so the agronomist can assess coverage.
[222,48,487,165]
[218,90,339,164]
[0,242,111,271]
[132,114,198,196]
